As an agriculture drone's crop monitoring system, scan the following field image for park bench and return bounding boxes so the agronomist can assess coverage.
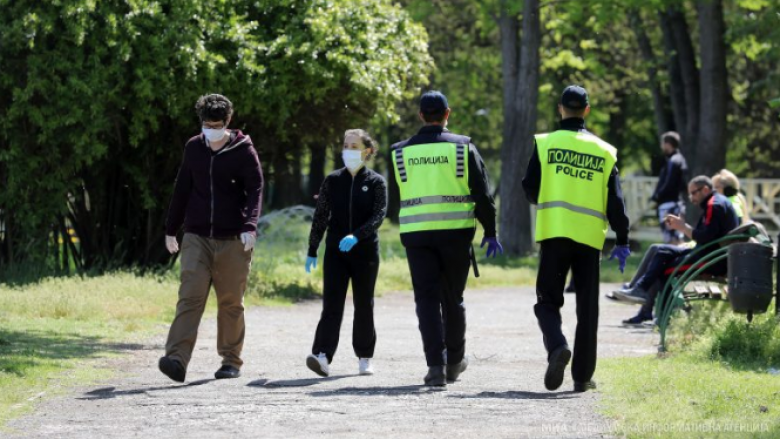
[654,222,776,352]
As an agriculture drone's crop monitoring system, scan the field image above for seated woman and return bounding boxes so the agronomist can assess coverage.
[712,169,750,224]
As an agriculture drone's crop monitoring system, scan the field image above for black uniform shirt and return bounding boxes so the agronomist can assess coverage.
[308,167,388,257]
[521,117,630,246]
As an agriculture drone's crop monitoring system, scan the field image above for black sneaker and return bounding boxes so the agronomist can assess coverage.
[622,311,653,326]
[574,380,597,392]
[159,356,186,383]
[446,357,469,383]
[544,345,572,391]
[424,366,446,387]
[214,365,241,379]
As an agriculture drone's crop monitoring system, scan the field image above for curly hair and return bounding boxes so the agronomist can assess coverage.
[195,94,233,123]
[344,129,377,160]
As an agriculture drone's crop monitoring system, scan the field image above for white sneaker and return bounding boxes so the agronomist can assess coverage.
[358,358,374,375]
[306,353,329,377]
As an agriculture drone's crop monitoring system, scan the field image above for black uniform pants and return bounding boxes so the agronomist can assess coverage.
[312,244,379,362]
[534,238,601,383]
[405,242,471,367]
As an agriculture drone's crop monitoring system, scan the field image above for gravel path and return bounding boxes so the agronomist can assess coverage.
[7,285,656,439]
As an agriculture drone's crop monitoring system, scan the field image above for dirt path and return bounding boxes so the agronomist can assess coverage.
[7,285,656,439]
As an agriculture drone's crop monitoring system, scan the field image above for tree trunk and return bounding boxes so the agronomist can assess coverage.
[498,0,539,256]
[631,10,671,136]
[695,0,728,176]
[668,7,700,160]
[659,11,687,135]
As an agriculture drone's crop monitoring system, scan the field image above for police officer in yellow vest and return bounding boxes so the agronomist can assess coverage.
[391,91,502,387]
[522,85,630,392]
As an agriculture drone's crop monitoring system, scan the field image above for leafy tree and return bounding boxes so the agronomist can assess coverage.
[0,0,431,271]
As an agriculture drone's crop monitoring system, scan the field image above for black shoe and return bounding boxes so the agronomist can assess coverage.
[612,286,650,304]
[446,357,469,383]
[424,366,446,387]
[622,311,653,326]
[158,356,186,383]
[574,380,597,392]
[544,345,572,391]
[214,365,241,379]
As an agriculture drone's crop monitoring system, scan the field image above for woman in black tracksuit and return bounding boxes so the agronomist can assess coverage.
[304,129,387,377]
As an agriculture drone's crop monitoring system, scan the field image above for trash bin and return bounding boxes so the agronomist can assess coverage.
[728,243,774,317]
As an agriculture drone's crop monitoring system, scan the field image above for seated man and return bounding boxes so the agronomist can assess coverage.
[614,175,739,324]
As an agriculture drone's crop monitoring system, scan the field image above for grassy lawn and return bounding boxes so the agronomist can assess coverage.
[598,301,780,438]
[0,217,639,429]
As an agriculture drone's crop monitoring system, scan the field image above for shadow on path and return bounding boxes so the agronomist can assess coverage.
[449,390,578,400]
[78,379,215,400]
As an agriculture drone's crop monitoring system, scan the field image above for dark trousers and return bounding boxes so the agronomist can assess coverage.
[534,238,601,383]
[312,244,379,362]
[405,241,471,367]
[636,244,691,315]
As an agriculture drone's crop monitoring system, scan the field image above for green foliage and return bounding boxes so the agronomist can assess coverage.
[0,0,432,270]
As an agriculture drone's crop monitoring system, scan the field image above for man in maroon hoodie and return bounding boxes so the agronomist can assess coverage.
[159,94,264,382]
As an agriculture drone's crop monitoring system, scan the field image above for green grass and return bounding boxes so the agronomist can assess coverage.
[598,301,780,438]
[0,215,642,429]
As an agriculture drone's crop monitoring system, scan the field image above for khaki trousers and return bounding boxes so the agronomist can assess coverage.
[165,233,252,369]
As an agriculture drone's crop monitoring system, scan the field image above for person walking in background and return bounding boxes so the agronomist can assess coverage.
[650,131,688,245]
[160,94,264,382]
[390,91,502,387]
[305,129,387,377]
[522,85,630,393]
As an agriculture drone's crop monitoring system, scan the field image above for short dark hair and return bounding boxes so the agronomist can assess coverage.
[344,129,377,159]
[195,94,233,123]
[661,131,681,149]
[421,110,447,123]
[689,175,713,190]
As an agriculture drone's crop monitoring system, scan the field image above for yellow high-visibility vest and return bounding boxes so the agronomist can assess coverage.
[535,130,618,250]
[392,142,475,234]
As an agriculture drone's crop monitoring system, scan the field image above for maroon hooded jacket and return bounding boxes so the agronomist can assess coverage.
[166,130,264,238]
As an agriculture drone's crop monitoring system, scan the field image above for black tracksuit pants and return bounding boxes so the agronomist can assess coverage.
[534,238,601,383]
[405,241,471,367]
[312,243,379,362]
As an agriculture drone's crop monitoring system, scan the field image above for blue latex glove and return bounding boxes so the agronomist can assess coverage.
[339,235,358,252]
[305,256,318,273]
[609,245,631,273]
[481,237,504,258]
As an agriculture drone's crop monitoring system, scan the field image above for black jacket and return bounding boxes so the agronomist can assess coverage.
[308,167,387,257]
[652,150,688,204]
[389,125,497,247]
[166,130,264,238]
[692,192,739,248]
[521,118,630,246]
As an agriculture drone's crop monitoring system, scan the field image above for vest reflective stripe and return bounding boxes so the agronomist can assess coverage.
[456,144,466,178]
[395,148,408,182]
[400,195,474,208]
[392,141,475,234]
[537,201,606,221]
[535,130,618,250]
[399,211,475,225]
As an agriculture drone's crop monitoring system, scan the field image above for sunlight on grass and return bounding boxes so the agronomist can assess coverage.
[598,301,780,438]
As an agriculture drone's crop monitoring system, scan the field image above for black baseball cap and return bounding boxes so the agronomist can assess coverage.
[560,85,589,110]
[420,90,449,114]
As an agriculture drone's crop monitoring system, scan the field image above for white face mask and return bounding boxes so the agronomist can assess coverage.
[202,127,227,142]
[342,149,364,172]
